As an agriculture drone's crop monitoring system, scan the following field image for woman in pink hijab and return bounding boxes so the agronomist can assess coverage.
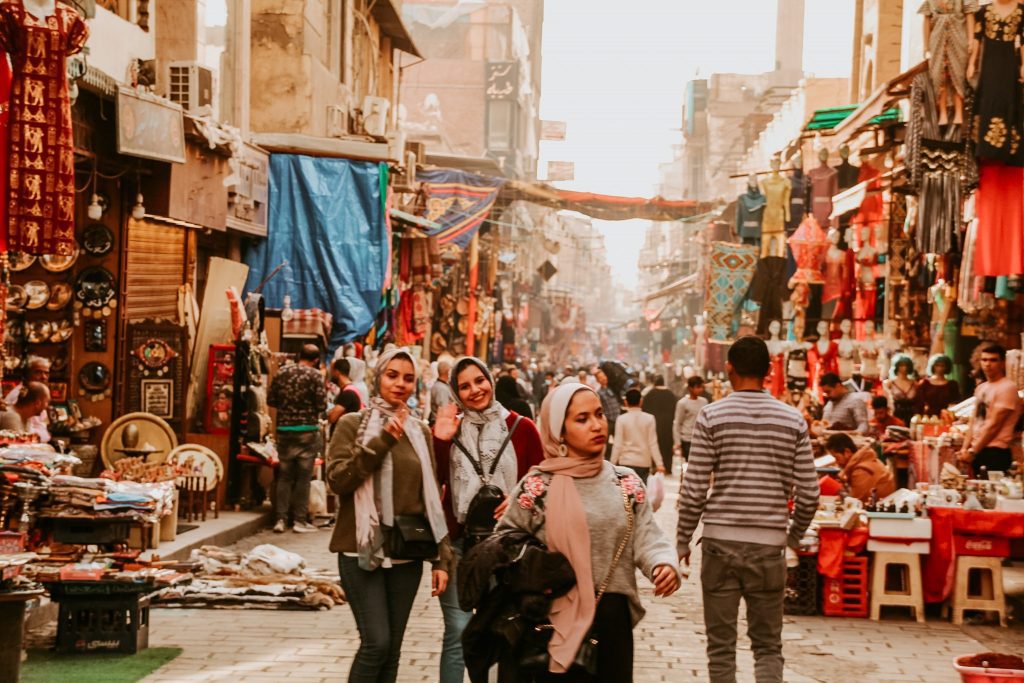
[495,383,680,681]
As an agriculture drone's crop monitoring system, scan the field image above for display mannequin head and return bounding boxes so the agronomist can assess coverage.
[839,319,852,336]
[792,152,803,170]
[818,147,829,164]
[827,228,841,246]
[816,320,829,338]
[839,144,851,161]
[770,157,781,173]
[768,319,782,338]
[747,173,759,190]
[864,320,876,338]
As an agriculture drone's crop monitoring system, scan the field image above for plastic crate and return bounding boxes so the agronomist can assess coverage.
[50,518,132,545]
[784,554,819,616]
[822,556,869,618]
[48,581,154,599]
[55,594,150,654]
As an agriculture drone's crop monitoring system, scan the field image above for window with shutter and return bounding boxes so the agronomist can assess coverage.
[122,217,187,321]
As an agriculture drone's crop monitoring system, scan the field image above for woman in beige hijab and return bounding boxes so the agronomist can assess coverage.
[496,383,679,681]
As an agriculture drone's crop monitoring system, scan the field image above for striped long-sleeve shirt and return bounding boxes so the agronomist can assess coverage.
[676,390,819,554]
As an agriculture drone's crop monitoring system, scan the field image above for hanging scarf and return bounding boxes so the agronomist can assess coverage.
[535,383,605,674]
[447,357,519,523]
[353,348,448,571]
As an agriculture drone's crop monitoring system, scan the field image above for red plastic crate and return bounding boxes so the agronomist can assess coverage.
[822,556,869,618]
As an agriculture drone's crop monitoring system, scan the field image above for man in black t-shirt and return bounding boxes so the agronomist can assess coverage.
[328,358,363,427]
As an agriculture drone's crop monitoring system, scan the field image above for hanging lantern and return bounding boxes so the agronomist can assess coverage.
[787,216,829,286]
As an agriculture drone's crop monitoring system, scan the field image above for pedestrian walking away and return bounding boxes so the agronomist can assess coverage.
[267,343,327,534]
[673,375,708,468]
[432,357,545,683]
[677,336,819,683]
[595,368,621,460]
[430,360,456,424]
[640,375,678,474]
[326,347,454,683]
[610,388,663,484]
[496,382,680,682]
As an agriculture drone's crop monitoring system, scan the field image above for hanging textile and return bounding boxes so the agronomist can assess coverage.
[807,165,838,228]
[747,256,788,335]
[243,155,388,347]
[787,216,829,286]
[786,169,807,233]
[973,161,1024,276]
[0,3,88,255]
[705,242,758,343]
[418,168,505,250]
[0,54,10,251]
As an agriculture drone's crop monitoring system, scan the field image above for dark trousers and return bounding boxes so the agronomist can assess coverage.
[975,447,1013,476]
[680,440,692,461]
[529,593,633,683]
[701,538,786,683]
[275,430,322,523]
[630,467,650,485]
[338,555,424,683]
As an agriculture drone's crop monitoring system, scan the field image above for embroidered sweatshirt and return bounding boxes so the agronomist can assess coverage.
[495,461,678,624]
[676,390,819,552]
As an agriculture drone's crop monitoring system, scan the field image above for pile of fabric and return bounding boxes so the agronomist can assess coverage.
[42,475,175,522]
[151,544,345,610]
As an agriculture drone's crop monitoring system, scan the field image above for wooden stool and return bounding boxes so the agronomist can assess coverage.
[950,556,1006,626]
[870,552,925,623]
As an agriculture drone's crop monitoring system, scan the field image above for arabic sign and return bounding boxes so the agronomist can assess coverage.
[546,161,575,182]
[541,120,566,141]
[486,61,518,101]
[117,87,186,164]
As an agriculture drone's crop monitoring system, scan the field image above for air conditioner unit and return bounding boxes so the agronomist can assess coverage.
[167,62,213,112]
[361,96,390,138]
[326,104,349,138]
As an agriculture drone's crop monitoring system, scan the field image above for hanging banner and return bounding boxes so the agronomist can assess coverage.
[541,120,567,141]
[417,168,506,250]
[546,161,575,181]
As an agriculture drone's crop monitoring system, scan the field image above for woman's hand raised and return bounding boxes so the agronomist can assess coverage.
[384,405,409,440]
[432,403,461,441]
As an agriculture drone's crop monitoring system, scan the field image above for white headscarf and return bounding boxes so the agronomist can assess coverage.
[448,357,519,523]
[354,348,448,571]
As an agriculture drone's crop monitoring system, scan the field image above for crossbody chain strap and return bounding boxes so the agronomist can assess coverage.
[595,482,634,604]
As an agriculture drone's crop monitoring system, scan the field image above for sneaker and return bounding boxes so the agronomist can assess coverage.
[292,521,318,534]
[272,519,286,534]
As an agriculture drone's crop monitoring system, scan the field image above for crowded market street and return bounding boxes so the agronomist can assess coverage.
[140,477,1024,683]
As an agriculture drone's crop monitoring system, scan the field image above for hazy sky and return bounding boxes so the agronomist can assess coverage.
[537,0,856,288]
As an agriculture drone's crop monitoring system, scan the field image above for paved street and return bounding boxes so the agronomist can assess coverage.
[144,478,1022,683]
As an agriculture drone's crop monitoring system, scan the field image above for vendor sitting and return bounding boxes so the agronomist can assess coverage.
[823,433,896,503]
[869,395,904,439]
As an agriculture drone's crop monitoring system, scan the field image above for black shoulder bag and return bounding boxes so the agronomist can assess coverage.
[453,415,522,550]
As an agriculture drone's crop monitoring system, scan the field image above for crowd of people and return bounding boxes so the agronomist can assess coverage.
[254,335,1021,683]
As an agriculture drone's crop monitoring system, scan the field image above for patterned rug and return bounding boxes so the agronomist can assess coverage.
[706,242,759,342]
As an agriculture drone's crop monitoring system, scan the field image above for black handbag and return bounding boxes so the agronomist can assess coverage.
[454,416,522,550]
[386,514,438,560]
[520,482,634,675]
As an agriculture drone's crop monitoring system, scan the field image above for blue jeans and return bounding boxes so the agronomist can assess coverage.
[338,555,423,683]
[438,540,470,683]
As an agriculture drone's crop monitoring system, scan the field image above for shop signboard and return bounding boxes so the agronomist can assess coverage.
[225,142,270,237]
[116,87,186,164]
[485,62,518,100]
[541,120,566,141]
[546,161,574,182]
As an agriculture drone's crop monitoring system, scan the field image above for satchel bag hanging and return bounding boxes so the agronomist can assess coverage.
[524,481,635,675]
[387,514,438,560]
[453,415,522,548]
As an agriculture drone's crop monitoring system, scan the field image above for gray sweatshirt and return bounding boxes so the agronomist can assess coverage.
[496,461,678,624]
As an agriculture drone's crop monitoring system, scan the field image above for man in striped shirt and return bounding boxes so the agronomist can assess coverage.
[677,336,819,683]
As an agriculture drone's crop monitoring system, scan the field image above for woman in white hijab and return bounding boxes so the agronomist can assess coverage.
[327,347,453,683]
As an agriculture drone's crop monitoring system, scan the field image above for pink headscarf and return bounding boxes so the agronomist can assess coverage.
[535,383,605,673]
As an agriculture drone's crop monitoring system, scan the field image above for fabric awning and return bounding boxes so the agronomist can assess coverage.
[643,273,700,303]
[832,61,926,140]
[501,180,720,221]
[804,104,900,133]
[372,0,421,58]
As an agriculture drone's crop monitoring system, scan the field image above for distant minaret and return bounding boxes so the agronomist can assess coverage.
[774,0,806,84]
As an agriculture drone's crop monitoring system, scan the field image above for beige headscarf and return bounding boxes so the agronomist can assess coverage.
[535,383,605,673]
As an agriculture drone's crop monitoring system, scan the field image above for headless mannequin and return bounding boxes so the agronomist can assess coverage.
[761,157,791,258]
[859,320,881,380]
[921,0,975,125]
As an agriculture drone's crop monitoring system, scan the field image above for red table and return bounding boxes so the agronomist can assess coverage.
[923,507,1024,603]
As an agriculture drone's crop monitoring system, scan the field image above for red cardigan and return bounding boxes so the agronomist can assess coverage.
[434,411,545,541]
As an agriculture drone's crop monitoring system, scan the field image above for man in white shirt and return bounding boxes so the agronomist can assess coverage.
[673,376,709,466]
[4,356,51,442]
[611,389,665,483]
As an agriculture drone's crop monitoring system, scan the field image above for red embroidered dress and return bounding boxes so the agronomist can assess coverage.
[0,2,88,255]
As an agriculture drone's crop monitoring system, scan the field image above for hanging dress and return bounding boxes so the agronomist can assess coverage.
[736,188,766,245]
[973,3,1024,165]
[0,2,88,255]
[760,174,790,258]
[919,0,978,101]
[807,165,838,229]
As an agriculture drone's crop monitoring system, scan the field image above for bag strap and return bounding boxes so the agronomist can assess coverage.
[595,480,634,605]
[452,414,523,483]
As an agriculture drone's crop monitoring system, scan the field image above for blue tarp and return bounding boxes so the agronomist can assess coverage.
[243,155,388,347]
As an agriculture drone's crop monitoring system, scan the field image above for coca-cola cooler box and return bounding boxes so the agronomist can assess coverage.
[953,534,1010,558]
